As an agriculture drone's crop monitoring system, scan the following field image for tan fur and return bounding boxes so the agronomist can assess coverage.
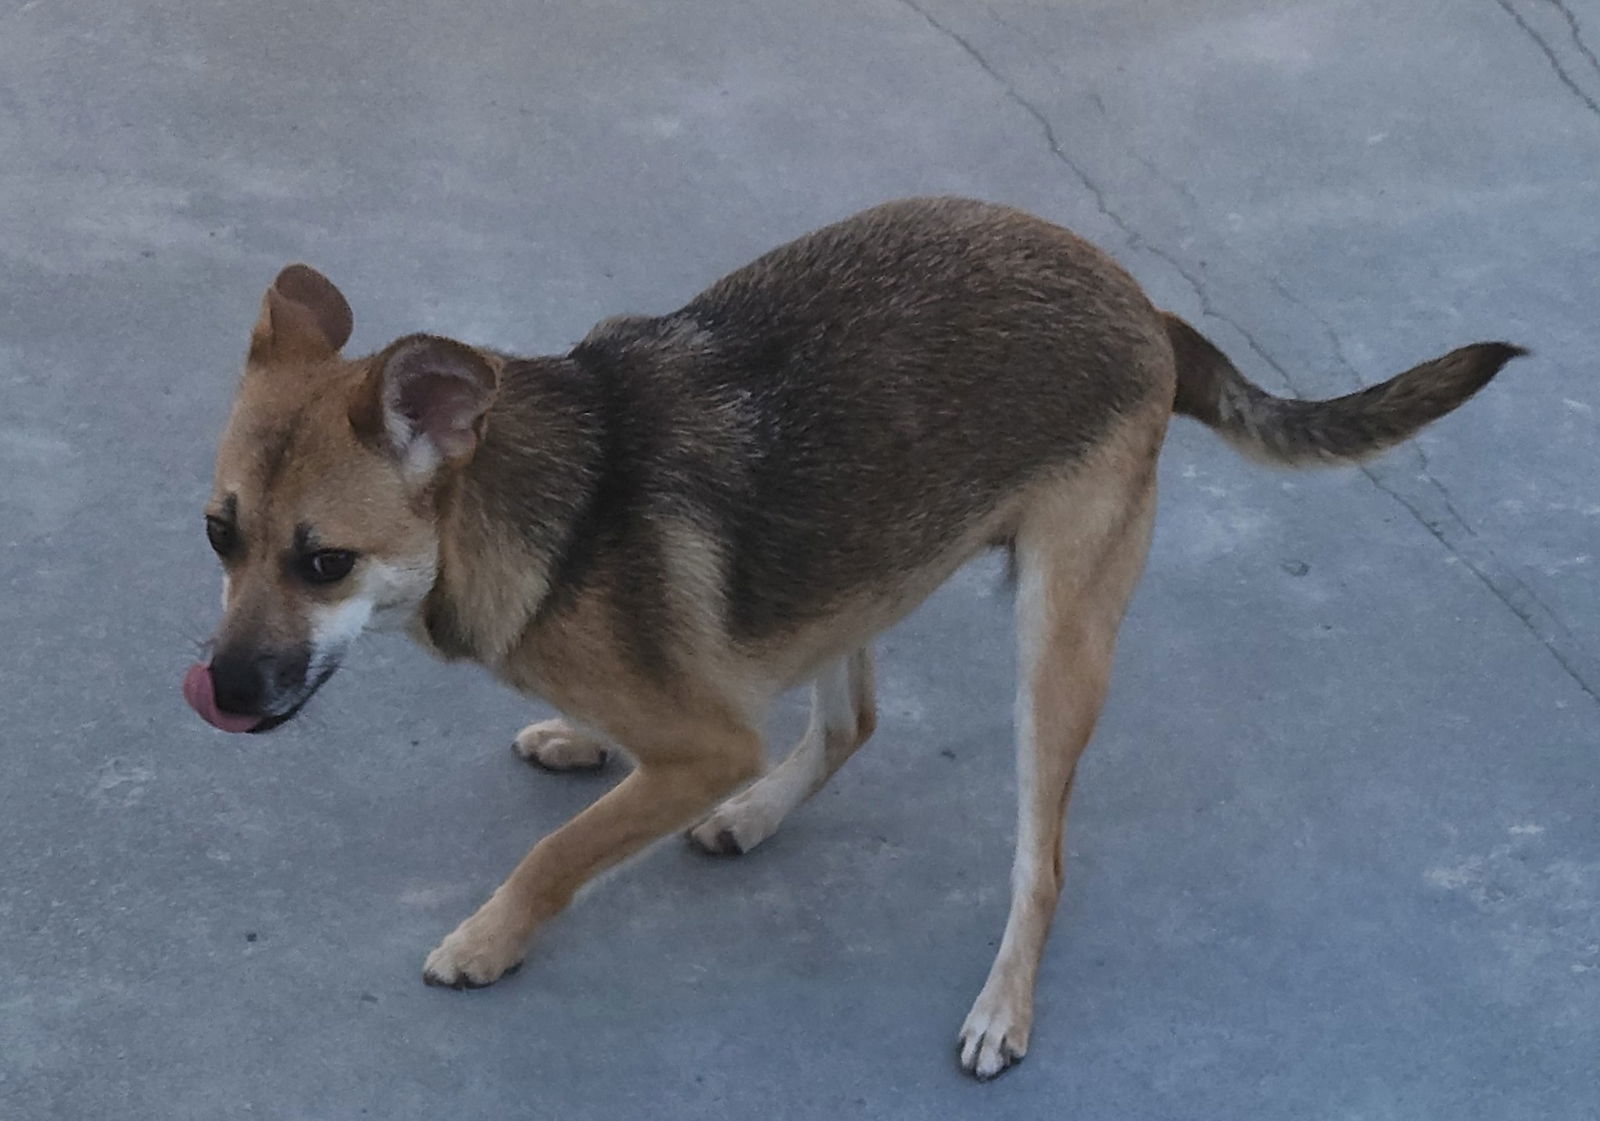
[688,645,877,855]
[960,405,1165,1078]
[211,333,440,670]
[195,198,1517,1081]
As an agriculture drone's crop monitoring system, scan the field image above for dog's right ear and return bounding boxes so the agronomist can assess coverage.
[250,264,354,362]
[349,335,498,479]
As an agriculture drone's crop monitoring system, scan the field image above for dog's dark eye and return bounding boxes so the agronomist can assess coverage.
[299,550,357,585]
[205,515,238,558]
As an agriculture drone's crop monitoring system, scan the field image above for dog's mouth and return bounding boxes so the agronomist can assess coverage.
[182,661,338,735]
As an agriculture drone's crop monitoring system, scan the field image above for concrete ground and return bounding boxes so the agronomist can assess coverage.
[2,0,1597,1117]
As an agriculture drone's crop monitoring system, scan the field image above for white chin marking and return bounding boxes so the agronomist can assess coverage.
[309,595,374,674]
[308,555,435,663]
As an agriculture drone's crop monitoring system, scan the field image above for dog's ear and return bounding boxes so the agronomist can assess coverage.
[350,335,497,475]
[250,264,354,360]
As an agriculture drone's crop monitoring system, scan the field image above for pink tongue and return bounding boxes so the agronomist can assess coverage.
[182,663,263,734]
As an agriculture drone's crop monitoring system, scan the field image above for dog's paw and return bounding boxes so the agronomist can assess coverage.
[422,909,527,990]
[513,719,610,772]
[957,991,1031,1081]
[686,799,780,856]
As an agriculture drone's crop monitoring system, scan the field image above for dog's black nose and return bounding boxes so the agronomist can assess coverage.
[209,645,309,716]
[209,647,268,715]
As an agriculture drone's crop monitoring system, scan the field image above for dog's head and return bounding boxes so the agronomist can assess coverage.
[184,265,497,733]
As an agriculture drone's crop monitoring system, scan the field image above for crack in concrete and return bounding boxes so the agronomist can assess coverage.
[894,1,1311,398]
[1357,466,1600,708]
[897,0,1600,708]
[1548,0,1600,84]
[970,3,1211,226]
[897,2,1281,389]
[1194,277,1599,707]
[1253,288,1600,709]
[1494,0,1600,120]
[892,0,1135,239]
[1085,89,1204,214]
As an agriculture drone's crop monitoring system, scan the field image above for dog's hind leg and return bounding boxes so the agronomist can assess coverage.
[958,461,1158,1081]
[513,717,612,771]
[687,646,876,855]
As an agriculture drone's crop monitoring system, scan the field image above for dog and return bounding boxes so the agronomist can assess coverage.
[184,197,1522,1079]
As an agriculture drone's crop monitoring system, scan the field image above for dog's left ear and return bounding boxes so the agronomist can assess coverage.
[351,335,498,476]
[251,264,354,360]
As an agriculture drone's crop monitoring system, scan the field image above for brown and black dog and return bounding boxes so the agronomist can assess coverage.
[184,197,1521,1079]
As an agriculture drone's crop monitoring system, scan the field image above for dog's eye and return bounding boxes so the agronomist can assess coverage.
[299,550,357,585]
[205,515,238,558]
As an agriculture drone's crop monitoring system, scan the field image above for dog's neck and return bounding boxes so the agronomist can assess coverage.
[418,352,608,668]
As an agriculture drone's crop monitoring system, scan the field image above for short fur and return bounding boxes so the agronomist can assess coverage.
[196,197,1522,1080]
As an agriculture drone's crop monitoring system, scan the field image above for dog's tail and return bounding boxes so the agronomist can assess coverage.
[1164,313,1525,466]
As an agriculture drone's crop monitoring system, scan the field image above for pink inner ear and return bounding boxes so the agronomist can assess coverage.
[393,371,484,458]
[373,335,495,463]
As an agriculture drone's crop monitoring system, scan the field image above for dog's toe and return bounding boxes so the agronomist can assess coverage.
[687,799,786,856]
[422,912,526,990]
[513,719,610,771]
[426,958,523,990]
[423,956,523,990]
[517,744,610,773]
[709,827,746,855]
[957,998,1031,1081]
[686,821,748,856]
[958,1029,1025,1081]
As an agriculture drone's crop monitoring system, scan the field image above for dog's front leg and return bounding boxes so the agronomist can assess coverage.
[423,720,762,988]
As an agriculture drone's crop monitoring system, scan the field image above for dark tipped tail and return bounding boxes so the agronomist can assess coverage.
[1164,313,1525,466]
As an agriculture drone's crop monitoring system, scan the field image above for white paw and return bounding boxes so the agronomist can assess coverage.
[958,989,1031,1081]
[513,719,610,771]
[422,908,526,990]
[686,797,782,856]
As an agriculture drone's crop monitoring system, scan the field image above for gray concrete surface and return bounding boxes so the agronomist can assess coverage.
[2,0,1597,1117]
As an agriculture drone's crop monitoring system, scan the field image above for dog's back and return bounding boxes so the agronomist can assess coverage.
[561,197,1175,653]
